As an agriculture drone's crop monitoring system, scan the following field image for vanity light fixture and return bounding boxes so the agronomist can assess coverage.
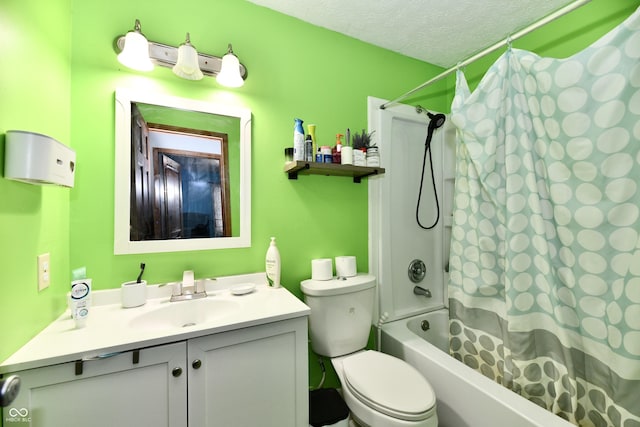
[216,44,244,88]
[172,33,204,81]
[115,19,247,87]
[117,19,154,72]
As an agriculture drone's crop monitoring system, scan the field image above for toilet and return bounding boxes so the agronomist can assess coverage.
[301,274,438,427]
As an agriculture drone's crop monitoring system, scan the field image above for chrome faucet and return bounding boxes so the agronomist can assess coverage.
[413,286,432,298]
[170,270,207,302]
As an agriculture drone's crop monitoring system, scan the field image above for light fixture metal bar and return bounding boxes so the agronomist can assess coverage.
[115,36,247,78]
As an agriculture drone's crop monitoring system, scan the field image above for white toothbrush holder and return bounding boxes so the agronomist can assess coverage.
[121,280,147,308]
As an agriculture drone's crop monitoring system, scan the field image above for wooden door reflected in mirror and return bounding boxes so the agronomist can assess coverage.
[115,88,251,254]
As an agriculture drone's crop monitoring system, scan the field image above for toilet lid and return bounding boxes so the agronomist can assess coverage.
[343,351,436,422]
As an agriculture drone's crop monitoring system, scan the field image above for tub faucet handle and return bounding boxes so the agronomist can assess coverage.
[413,286,432,298]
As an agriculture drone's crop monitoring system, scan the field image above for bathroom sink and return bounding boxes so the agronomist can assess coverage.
[129,298,241,330]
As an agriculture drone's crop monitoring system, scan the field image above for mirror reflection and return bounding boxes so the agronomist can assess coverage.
[131,103,236,241]
[114,89,251,254]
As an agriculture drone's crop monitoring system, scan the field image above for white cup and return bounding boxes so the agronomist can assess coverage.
[121,280,147,308]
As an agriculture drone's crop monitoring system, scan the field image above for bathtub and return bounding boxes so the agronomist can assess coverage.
[381,310,575,427]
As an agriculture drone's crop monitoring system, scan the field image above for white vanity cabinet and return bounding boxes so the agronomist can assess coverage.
[187,317,308,427]
[3,317,308,427]
[3,341,188,427]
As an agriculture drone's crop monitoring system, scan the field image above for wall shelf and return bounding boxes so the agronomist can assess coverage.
[284,161,385,183]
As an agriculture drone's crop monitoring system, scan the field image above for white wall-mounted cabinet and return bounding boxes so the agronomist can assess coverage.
[3,318,308,427]
[4,130,76,188]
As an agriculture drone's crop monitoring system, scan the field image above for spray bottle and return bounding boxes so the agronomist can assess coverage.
[308,124,317,162]
[305,134,313,162]
[293,118,305,161]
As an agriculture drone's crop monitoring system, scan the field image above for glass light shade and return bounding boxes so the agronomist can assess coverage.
[216,51,244,88]
[172,42,203,80]
[117,30,154,72]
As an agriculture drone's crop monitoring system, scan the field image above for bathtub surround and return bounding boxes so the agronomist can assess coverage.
[369,103,575,427]
[449,7,640,425]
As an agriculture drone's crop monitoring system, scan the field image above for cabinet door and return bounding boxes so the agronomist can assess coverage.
[188,317,308,427]
[2,342,187,427]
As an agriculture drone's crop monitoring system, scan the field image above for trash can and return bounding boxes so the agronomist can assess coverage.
[309,388,350,427]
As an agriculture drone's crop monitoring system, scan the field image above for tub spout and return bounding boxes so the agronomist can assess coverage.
[413,286,432,298]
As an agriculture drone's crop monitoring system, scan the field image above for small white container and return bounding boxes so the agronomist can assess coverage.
[366,146,380,167]
[341,146,353,165]
[121,280,147,308]
[353,149,366,166]
[321,146,332,163]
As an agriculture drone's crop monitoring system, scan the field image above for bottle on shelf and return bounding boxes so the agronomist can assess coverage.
[293,118,305,161]
[308,124,317,162]
[332,134,343,164]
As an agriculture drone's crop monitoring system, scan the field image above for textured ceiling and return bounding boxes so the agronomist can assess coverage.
[246,0,580,68]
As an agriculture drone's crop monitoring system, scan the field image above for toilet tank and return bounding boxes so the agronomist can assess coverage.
[301,274,376,357]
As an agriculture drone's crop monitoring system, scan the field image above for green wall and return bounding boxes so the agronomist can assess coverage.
[69,0,441,389]
[0,0,442,365]
[0,0,72,363]
[1,0,637,391]
[66,0,444,299]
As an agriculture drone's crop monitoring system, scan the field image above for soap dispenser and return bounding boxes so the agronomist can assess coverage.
[265,237,281,288]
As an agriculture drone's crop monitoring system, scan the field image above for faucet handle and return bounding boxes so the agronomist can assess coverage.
[195,279,205,294]
[172,281,182,297]
[182,270,195,288]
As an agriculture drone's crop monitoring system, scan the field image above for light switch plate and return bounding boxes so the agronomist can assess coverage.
[38,253,50,291]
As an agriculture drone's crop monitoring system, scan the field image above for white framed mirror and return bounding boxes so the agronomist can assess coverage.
[114,88,251,254]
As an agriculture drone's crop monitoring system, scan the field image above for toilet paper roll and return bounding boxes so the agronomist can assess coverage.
[311,258,333,281]
[335,256,357,277]
[121,280,147,308]
[341,146,354,165]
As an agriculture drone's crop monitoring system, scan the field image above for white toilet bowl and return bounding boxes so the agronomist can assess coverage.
[331,351,437,427]
[301,275,438,427]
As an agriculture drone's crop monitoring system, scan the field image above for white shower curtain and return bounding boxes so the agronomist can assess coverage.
[448,6,640,427]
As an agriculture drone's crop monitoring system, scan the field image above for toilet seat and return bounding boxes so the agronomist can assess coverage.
[342,351,436,422]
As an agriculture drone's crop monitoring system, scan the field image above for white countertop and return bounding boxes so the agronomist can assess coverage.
[0,273,309,373]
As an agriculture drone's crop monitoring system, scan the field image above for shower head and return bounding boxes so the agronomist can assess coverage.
[427,112,446,130]
[416,105,446,130]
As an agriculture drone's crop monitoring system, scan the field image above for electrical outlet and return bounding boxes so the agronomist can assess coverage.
[38,253,51,291]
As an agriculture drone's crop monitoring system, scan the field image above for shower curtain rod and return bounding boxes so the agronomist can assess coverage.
[380,0,591,110]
